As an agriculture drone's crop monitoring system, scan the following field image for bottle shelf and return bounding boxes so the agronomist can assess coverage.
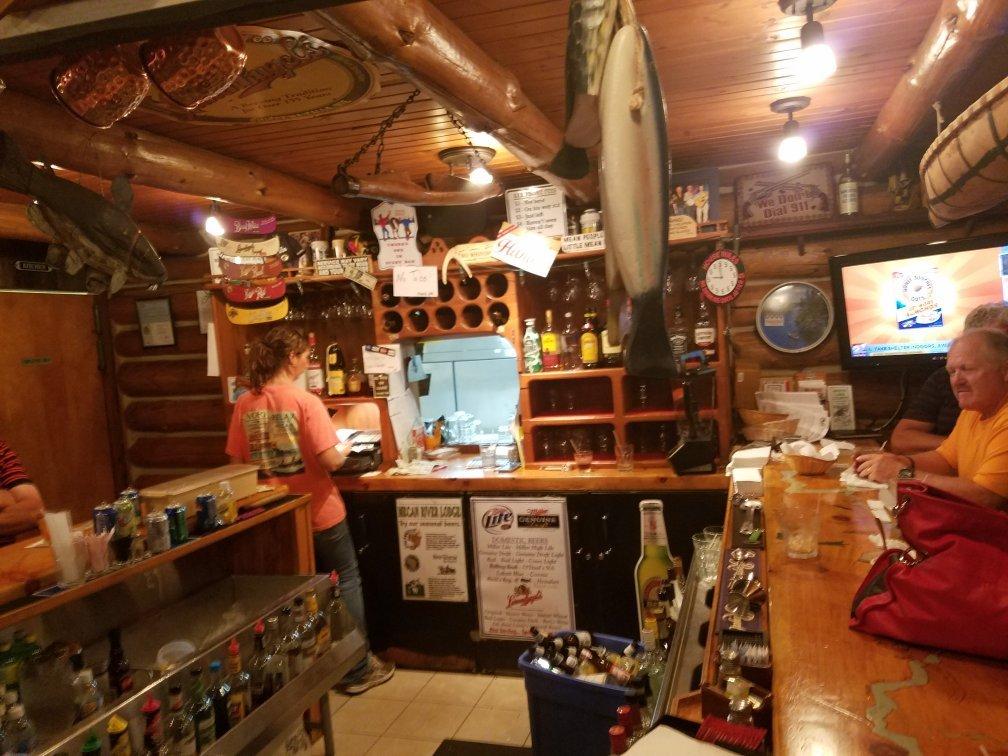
[526,414,617,425]
[519,366,625,384]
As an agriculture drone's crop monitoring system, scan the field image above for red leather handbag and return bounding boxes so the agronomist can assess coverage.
[850,481,1008,659]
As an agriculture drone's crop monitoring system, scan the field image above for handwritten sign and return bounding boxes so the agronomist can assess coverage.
[560,231,606,253]
[392,265,438,298]
[397,497,469,602]
[218,235,280,256]
[362,344,400,374]
[471,496,574,640]
[504,185,568,238]
[492,224,560,278]
[372,201,422,270]
[736,163,835,229]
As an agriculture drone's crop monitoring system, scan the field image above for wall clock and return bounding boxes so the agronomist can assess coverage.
[756,281,834,353]
[699,247,746,304]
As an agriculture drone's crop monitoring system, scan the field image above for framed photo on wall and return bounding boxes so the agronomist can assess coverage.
[669,168,720,225]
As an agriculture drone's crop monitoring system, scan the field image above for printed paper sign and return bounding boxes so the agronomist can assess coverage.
[372,201,422,270]
[221,213,276,235]
[393,266,438,298]
[492,224,559,278]
[447,241,497,265]
[504,185,568,238]
[560,231,605,253]
[397,497,469,602]
[471,496,574,639]
[362,344,400,374]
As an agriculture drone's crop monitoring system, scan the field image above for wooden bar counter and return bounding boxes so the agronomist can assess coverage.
[759,462,1008,755]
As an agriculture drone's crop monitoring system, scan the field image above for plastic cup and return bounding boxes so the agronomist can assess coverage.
[782,491,822,559]
[479,443,497,473]
[616,444,634,472]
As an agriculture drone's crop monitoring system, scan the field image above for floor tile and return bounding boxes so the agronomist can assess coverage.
[328,690,352,712]
[331,696,409,736]
[476,676,528,711]
[358,669,434,702]
[417,671,494,706]
[323,731,377,755]
[454,706,530,747]
[366,735,442,756]
[385,699,472,741]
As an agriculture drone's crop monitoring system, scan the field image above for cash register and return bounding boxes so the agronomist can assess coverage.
[332,429,383,474]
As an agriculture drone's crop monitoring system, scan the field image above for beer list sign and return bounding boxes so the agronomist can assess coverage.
[396,497,469,602]
[471,497,574,640]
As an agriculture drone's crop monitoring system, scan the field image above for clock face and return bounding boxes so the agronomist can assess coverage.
[705,258,739,297]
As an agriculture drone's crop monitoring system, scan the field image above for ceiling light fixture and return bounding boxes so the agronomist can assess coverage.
[204,201,225,237]
[438,146,497,186]
[781,0,837,86]
[771,96,811,163]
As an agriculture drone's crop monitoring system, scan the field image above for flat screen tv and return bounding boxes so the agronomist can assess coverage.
[829,233,1008,369]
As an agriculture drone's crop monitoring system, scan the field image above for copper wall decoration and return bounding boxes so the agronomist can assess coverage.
[140,26,247,110]
[51,45,150,129]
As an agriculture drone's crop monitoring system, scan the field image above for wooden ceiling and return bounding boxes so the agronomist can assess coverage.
[0,0,957,227]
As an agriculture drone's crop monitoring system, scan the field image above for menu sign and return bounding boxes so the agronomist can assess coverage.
[471,497,574,640]
[396,497,469,602]
[504,185,567,238]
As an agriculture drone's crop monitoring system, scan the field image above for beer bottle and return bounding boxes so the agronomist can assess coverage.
[326,342,347,397]
[207,660,230,738]
[248,621,274,708]
[165,684,196,755]
[263,616,288,693]
[564,631,592,649]
[313,591,332,658]
[281,606,302,678]
[326,572,356,642]
[634,500,675,633]
[187,667,216,751]
[140,694,163,755]
[580,311,600,369]
[107,628,133,698]
[297,596,318,669]
[225,638,250,728]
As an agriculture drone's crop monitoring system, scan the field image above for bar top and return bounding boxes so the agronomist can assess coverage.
[338,456,728,493]
[761,463,1008,755]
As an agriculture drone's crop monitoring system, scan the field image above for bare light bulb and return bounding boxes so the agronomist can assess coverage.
[204,213,225,236]
[794,19,836,85]
[778,134,808,163]
[469,165,494,186]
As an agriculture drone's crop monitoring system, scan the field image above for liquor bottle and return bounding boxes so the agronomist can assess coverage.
[838,150,859,216]
[561,311,578,370]
[225,638,250,728]
[326,571,356,641]
[522,318,543,373]
[668,306,688,360]
[281,606,302,679]
[599,322,623,367]
[634,500,675,632]
[207,660,230,738]
[72,663,103,722]
[298,596,318,669]
[165,684,196,755]
[187,667,216,751]
[313,590,332,658]
[580,310,600,369]
[306,332,324,395]
[106,713,130,756]
[141,694,163,755]
[564,631,592,649]
[107,628,133,698]
[326,342,347,397]
[347,358,364,395]
[263,616,288,693]
[541,310,561,370]
[248,622,274,708]
[693,297,716,359]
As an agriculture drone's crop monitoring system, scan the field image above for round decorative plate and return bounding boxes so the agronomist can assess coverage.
[755,281,833,353]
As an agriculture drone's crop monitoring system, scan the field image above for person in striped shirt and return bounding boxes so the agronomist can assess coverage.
[0,440,45,539]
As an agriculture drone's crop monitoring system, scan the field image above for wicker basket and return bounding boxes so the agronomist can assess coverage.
[740,418,799,442]
[738,408,789,426]
[784,453,834,476]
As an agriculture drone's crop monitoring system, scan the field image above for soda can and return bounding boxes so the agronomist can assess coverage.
[166,505,188,546]
[114,496,137,538]
[93,504,117,535]
[121,488,141,519]
[196,493,218,534]
[144,511,171,554]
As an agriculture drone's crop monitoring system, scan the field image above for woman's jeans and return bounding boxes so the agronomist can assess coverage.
[314,520,369,682]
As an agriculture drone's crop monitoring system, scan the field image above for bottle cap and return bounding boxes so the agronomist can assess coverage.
[616,704,633,727]
[229,637,240,655]
[209,660,222,672]
[641,628,655,648]
[82,733,102,752]
[254,620,265,634]
[141,694,160,714]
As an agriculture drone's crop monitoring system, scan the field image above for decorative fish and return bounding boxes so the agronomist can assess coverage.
[0,132,165,294]
[599,23,676,377]
[549,0,619,180]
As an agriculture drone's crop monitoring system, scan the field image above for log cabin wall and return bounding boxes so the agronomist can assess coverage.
[108,254,229,489]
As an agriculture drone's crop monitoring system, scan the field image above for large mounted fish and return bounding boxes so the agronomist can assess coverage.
[599,23,675,377]
[549,0,619,179]
[0,132,165,294]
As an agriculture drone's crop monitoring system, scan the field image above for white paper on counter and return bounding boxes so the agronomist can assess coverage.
[392,265,438,298]
[626,726,733,754]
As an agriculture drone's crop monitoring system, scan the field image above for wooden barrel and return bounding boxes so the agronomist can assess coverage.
[921,76,1008,227]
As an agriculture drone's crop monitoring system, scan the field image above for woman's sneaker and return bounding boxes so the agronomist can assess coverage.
[339,654,395,695]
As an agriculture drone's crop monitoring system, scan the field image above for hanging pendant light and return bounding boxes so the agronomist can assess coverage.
[771,96,811,163]
[204,200,225,237]
[780,0,837,86]
[438,146,497,185]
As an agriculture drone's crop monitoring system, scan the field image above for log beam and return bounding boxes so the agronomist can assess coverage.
[0,200,206,255]
[857,0,1008,179]
[314,1,599,204]
[0,90,366,228]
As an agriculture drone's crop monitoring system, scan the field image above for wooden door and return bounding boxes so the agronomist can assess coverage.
[0,291,120,523]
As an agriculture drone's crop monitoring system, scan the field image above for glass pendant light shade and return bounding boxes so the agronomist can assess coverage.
[468,165,494,185]
[794,19,836,84]
[778,117,807,163]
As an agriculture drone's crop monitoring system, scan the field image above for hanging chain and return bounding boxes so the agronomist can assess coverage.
[446,111,486,166]
[336,88,420,176]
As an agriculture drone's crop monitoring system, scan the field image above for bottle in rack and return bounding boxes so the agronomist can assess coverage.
[248,621,275,708]
[165,684,196,754]
[71,658,103,722]
[668,306,688,361]
[106,628,133,699]
[541,310,561,370]
[326,571,356,641]
[305,332,324,396]
[838,150,859,216]
[347,358,364,395]
[298,596,319,669]
[635,500,675,633]
[264,616,289,693]
[207,660,230,738]
[225,637,250,729]
[282,604,303,677]
[523,318,543,373]
[693,296,716,360]
[187,666,216,751]
[580,310,600,369]
[561,311,578,370]
[312,589,332,658]
[141,693,163,755]
[326,341,347,397]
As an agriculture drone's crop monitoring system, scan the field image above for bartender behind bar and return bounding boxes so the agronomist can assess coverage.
[0,439,45,541]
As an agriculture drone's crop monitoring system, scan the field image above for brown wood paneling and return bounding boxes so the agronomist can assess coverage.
[127,435,229,468]
[108,292,200,325]
[117,360,219,397]
[114,325,208,357]
[731,329,839,370]
[124,398,226,433]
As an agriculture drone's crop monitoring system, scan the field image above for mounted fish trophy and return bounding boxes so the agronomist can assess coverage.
[0,133,165,294]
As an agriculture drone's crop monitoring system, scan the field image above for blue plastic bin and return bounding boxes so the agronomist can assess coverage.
[518,632,637,756]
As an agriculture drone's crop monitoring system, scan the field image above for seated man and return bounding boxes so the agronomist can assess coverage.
[856,329,1008,510]
[0,440,45,539]
[889,302,1008,454]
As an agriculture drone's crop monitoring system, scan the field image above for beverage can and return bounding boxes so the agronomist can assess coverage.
[114,496,137,538]
[93,504,117,535]
[145,511,171,554]
[166,505,189,546]
[196,494,218,534]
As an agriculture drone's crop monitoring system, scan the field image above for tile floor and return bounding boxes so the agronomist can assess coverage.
[317,670,531,756]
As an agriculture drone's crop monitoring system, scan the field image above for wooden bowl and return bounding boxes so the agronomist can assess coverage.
[740,418,799,442]
[784,453,834,475]
[738,408,789,426]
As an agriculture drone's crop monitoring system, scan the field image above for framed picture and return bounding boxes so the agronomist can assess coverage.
[735,163,836,229]
[136,297,175,348]
[669,167,720,225]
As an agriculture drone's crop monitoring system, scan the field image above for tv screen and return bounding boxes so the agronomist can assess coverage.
[829,234,1008,369]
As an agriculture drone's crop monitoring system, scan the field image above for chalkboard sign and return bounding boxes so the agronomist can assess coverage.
[504,185,567,238]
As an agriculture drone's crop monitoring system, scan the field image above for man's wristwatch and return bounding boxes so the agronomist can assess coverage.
[897,455,916,480]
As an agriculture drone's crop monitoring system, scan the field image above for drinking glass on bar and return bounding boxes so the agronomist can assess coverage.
[573,449,594,474]
[616,443,634,472]
[479,443,497,473]
[781,491,823,559]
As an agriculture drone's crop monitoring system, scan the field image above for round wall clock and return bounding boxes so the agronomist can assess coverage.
[756,281,834,353]
[699,247,746,304]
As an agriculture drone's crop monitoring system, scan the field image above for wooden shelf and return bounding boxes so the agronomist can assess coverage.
[525,413,617,425]
[520,366,624,384]
[322,395,382,406]
[738,208,930,242]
